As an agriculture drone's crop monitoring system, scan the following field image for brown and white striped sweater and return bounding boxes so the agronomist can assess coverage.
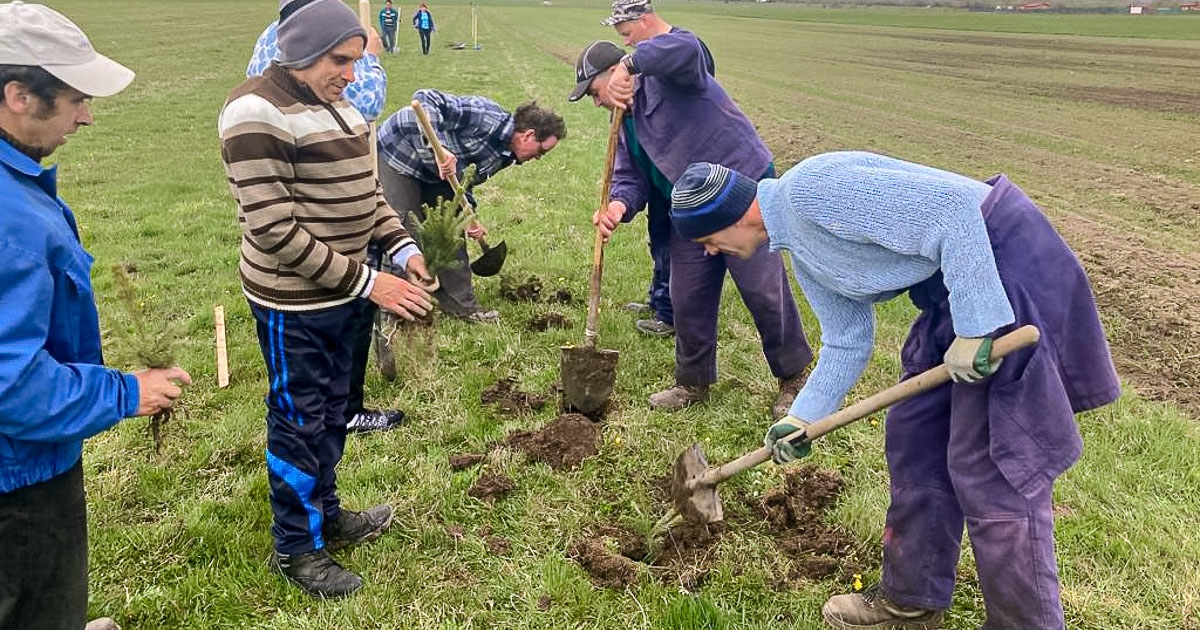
[218,64,417,312]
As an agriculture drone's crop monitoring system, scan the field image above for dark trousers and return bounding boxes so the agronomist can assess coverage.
[379,163,482,317]
[418,29,431,54]
[667,226,811,386]
[346,247,382,418]
[252,301,363,555]
[646,194,673,326]
[0,462,87,630]
[382,26,396,52]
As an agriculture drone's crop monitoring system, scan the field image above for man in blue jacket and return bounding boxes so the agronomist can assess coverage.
[570,36,812,416]
[0,4,191,628]
[379,0,399,53]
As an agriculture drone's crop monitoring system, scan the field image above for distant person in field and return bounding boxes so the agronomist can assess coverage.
[669,153,1121,630]
[248,4,406,436]
[569,40,813,416]
[0,3,191,629]
[376,90,566,322]
[379,0,399,53]
[602,0,718,340]
[219,0,435,599]
[412,2,435,55]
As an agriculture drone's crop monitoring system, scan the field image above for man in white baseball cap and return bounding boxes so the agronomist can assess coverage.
[1,4,191,630]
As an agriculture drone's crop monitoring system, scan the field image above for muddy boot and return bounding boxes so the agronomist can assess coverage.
[85,619,121,630]
[648,383,709,411]
[324,504,394,551]
[772,369,810,418]
[822,585,944,629]
[272,549,363,599]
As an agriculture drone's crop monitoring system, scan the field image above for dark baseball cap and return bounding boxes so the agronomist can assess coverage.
[568,40,624,102]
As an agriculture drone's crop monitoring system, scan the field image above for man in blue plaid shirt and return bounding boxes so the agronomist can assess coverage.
[378,89,566,322]
[246,19,387,121]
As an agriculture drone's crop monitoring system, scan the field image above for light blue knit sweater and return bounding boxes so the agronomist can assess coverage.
[758,151,1016,421]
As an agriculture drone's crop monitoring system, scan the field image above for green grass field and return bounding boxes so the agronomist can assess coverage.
[35,0,1200,627]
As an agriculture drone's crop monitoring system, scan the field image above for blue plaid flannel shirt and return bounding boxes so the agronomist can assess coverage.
[377,90,515,197]
[246,21,387,122]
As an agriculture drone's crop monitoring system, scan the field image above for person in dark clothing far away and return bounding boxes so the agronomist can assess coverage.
[669,153,1120,630]
[413,2,435,55]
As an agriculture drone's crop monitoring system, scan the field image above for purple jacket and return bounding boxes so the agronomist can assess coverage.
[609,28,771,218]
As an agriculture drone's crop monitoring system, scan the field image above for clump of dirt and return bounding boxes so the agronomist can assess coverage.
[526,311,572,332]
[500,274,543,302]
[486,535,512,555]
[448,453,485,471]
[567,538,640,589]
[446,524,466,540]
[536,595,552,611]
[756,464,868,581]
[481,377,546,414]
[570,521,725,592]
[504,413,600,470]
[468,471,515,502]
[551,288,574,304]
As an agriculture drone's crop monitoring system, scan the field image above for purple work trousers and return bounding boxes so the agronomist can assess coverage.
[881,176,1120,629]
[667,226,812,386]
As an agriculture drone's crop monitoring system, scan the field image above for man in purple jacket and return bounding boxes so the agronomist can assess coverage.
[569,34,812,415]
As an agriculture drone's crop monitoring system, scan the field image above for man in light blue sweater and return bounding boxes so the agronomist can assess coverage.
[669,153,1120,630]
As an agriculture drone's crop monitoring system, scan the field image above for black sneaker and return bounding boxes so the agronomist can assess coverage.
[346,408,407,434]
[272,549,363,599]
[635,318,675,338]
[324,504,394,552]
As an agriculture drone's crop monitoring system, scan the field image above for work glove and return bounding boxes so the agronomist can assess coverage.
[944,336,1003,383]
[764,415,813,465]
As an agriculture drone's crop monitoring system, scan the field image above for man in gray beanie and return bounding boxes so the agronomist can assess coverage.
[220,0,435,599]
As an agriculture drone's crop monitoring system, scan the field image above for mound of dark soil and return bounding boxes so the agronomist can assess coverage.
[481,377,546,414]
[448,453,485,471]
[500,275,543,302]
[570,521,725,592]
[526,311,572,332]
[504,413,599,470]
[756,464,868,580]
[536,595,552,610]
[567,538,639,589]
[468,471,515,502]
[551,288,574,304]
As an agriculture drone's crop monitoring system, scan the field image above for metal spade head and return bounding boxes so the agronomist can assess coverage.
[470,239,507,277]
[672,443,723,524]
[559,345,618,416]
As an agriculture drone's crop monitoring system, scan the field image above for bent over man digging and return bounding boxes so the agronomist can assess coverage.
[669,153,1121,629]
[377,90,566,322]
[569,39,812,415]
[219,0,434,598]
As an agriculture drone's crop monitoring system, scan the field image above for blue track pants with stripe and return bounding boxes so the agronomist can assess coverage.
[251,300,365,555]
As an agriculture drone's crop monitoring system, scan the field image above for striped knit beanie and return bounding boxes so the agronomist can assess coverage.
[277,0,366,69]
[670,162,759,239]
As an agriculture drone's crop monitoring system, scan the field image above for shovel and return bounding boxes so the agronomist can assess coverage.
[410,100,507,277]
[560,108,625,416]
[666,325,1042,527]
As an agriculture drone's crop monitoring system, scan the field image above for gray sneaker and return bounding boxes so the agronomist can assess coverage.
[462,309,500,324]
[635,318,675,338]
[85,619,121,630]
[822,585,944,629]
[624,301,652,314]
[648,383,709,411]
[773,369,810,419]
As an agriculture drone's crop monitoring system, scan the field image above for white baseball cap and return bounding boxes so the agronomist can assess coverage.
[0,1,134,97]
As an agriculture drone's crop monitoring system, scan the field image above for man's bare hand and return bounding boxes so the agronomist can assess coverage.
[593,200,627,242]
[370,272,433,320]
[134,367,192,417]
[466,219,487,241]
[436,152,458,181]
[365,27,384,56]
[405,255,439,291]
[602,64,635,110]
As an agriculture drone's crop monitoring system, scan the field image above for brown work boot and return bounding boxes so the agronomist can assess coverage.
[773,369,810,418]
[85,619,121,630]
[648,383,709,411]
[822,585,944,629]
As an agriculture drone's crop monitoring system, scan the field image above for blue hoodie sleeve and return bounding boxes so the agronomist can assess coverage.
[630,30,709,92]
[0,245,139,444]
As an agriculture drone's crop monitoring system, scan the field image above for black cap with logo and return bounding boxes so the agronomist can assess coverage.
[568,40,625,102]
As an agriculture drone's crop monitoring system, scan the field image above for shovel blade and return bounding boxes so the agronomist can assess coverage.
[559,345,618,416]
[470,239,507,277]
[672,443,723,524]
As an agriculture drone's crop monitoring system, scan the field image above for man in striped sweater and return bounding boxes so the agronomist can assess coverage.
[219,0,433,599]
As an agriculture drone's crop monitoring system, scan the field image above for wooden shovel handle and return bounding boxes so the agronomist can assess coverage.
[585,107,625,348]
[410,99,478,218]
[700,325,1042,486]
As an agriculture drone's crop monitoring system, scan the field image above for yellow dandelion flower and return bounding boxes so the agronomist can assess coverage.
[852,573,863,591]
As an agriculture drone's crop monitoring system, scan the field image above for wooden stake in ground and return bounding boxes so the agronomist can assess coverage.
[214,305,229,388]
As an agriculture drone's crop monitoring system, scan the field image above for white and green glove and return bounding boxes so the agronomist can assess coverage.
[764,416,813,465]
[944,336,1003,383]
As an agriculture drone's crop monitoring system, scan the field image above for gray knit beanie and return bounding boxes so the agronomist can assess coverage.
[277,0,366,69]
